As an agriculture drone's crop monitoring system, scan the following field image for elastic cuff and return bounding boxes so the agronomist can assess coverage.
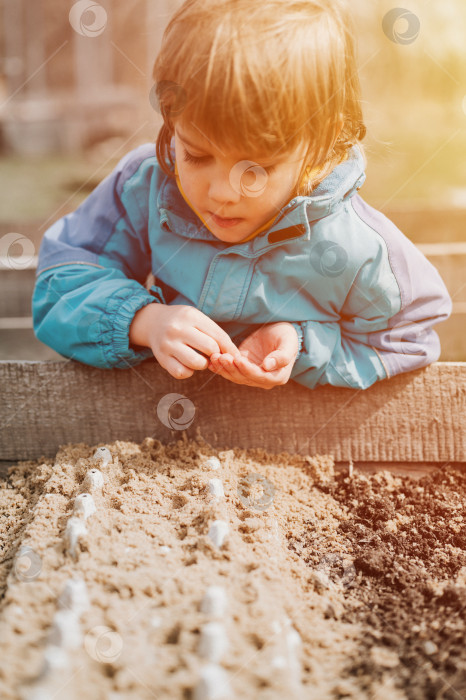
[105,290,157,368]
[148,284,167,304]
[290,321,305,358]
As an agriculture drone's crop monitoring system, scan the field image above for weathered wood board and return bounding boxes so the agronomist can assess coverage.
[1,360,465,464]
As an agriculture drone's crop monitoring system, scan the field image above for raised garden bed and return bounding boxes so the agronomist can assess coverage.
[0,360,465,699]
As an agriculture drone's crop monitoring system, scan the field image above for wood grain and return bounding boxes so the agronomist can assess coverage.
[1,360,465,463]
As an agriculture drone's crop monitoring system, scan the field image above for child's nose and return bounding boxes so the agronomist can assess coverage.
[207,168,242,205]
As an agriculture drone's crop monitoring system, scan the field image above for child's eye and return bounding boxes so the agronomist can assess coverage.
[183,150,208,166]
[183,148,276,174]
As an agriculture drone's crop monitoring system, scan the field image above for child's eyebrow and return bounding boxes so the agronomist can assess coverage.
[177,131,208,152]
[176,129,288,165]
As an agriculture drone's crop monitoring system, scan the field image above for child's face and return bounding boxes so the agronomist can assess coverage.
[173,121,307,243]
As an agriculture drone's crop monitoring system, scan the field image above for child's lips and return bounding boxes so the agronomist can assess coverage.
[208,211,244,228]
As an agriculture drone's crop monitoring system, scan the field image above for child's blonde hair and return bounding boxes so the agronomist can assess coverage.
[153,0,366,196]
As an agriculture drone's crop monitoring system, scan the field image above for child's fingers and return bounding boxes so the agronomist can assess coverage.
[208,355,223,373]
[212,352,289,389]
[233,354,279,382]
[209,354,237,381]
[217,354,245,381]
[262,352,290,371]
[166,357,195,380]
[214,354,261,385]
[210,325,241,359]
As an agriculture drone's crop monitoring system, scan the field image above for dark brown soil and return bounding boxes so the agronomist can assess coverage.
[290,466,466,700]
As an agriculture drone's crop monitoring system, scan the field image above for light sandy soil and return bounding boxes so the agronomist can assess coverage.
[1,432,463,699]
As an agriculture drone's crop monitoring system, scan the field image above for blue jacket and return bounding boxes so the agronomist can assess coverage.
[32,142,452,390]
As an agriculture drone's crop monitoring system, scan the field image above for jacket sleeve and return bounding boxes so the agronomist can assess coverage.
[289,210,453,390]
[32,145,164,369]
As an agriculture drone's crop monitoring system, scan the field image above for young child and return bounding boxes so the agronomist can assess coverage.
[32,0,452,391]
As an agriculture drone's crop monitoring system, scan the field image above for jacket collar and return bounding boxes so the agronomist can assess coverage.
[157,143,366,249]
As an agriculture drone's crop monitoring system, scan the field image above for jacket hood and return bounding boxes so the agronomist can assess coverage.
[301,144,367,220]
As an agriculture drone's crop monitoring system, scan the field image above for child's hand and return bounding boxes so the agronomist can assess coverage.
[207,322,299,389]
[130,303,241,379]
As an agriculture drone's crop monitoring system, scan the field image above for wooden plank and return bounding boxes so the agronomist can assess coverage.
[73,0,113,100]
[0,360,465,462]
[2,0,25,97]
[334,461,466,478]
[24,0,47,97]
[436,307,466,362]
[0,329,63,361]
[385,207,466,245]
[0,269,36,316]
[417,242,466,303]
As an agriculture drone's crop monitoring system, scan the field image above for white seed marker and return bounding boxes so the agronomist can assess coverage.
[65,489,96,557]
[208,479,224,499]
[39,578,90,681]
[24,679,69,700]
[198,622,229,662]
[92,446,112,467]
[204,456,221,471]
[207,520,229,548]
[47,610,83,650]
[58,578,89,616]
[41,645,70,673]
[82,468,104,493]
[73,493,96,519]
[285,621,303,684]
[271,618,303,688]
[193,663,232,700]
[64,517,87,559]
[201,586,227,618]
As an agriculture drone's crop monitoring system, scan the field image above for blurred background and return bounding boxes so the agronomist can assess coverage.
[0,0,465,361]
